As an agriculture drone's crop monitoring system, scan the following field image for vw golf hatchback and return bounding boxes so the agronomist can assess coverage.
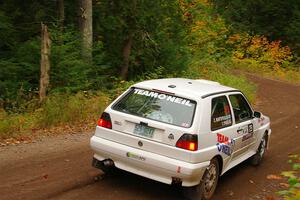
[90,78,271,200]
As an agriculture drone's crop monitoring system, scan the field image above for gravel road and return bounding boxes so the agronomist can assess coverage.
[1,74,299,200]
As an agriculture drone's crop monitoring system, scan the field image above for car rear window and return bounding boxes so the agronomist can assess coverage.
[112,88,196,128]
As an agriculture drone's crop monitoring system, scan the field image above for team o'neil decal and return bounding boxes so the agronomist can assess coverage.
[133,88,193,107]
[216,133,235,156]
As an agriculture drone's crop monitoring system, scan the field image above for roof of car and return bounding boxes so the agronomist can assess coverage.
[133,78,239,99]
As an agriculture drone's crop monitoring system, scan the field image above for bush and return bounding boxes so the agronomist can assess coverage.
[182,57,257,103]
[0,91,110,140]
[37,91,110,127]
[278,155,300,199]
[0,108,36,139]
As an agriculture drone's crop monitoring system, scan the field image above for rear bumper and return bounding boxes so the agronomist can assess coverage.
[90,136,209,187]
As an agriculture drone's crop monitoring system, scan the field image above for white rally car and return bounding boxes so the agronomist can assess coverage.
[90,78,271,200]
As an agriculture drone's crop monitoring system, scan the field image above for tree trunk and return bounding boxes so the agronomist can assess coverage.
[57,0,64,32]
[79,0,92,62]
[120,35,133,80]
[39,23,51,102]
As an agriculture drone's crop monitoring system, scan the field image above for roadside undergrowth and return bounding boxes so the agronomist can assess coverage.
[0,91,110,145]
[0,68,256,145]
[182,58,257,103]
[228,34,300,84]
[277,154,300,200]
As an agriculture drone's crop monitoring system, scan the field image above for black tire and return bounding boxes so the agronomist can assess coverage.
[184,158,220,200]
[250,135,267,166]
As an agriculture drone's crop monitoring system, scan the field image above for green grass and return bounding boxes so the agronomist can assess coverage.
[0,60,257,141]
[182,58,257,103]
[209,71,256,103]
[233,59,300,85]
[0,91,110,140]
[277,155,300,200]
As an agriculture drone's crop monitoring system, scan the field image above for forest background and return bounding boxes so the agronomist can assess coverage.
[0,0,299,140]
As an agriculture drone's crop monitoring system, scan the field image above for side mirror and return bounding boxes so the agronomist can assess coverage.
[253,111,261,118]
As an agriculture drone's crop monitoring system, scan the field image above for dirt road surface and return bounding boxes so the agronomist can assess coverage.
[1,75,300,200]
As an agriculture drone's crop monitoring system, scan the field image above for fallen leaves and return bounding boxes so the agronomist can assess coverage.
[279,183,289,188]
[0,121,95,147]
[227,190,234,196]
[267,174,283,180]
[0,137,33,147]
[42,174,48,179]
[264,197,276,200]
[281,171,296,178]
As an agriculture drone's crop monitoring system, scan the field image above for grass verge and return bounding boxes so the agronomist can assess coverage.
[277,155,300,200]
[182,58,257,103]
[233,59,300,85]
[0,91,110,142]
[0,61,257,143]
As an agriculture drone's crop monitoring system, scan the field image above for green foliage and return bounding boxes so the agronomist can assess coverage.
[0,91,110,139]
[50,26,91,92]
[0,109,34,139]
[0,38,40,112]
[229,34,300,84]
[94,0,190,79]
[278,155,300,200]
[1,0,299,140]
[182,57,257,103]
[181,0,231,59]
[37,91,109,127]
[211,0,300,53]
[0,11,14,51]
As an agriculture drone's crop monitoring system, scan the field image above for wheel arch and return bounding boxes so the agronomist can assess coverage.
[212,155,223,176]
[264,129,270,149]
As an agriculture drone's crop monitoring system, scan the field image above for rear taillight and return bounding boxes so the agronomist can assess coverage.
[176,134,198,151]
[97,112,112,129]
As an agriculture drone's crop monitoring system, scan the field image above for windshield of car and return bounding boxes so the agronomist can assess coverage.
[112,88,196,128]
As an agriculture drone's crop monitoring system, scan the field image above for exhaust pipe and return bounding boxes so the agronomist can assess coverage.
[92,158,115,172]
[103,159,114,167]
[172,177,182,186]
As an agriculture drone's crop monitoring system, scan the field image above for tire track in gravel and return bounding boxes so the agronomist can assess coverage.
[0,74,299,200]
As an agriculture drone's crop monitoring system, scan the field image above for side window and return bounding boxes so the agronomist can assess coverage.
[229,94,253,123]
[211,96,232,130]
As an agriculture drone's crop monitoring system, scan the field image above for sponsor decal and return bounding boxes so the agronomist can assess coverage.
[248,123,254,133]
[217,141,235,156]
[133,88,193,107]
[114,121,122,126]
[216,133,235,156]
[213,115,232,126]
[126,152,146,161]
[217,143,232,156]
[238,123,254,142]
[237,125,248,135]
[217,133,229,143]
[242,132,253,142]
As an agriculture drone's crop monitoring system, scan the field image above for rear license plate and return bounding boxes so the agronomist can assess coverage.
[134,124,154,138]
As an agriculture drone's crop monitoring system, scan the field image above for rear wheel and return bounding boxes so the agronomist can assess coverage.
[184,158,219,200]
[250,135,267,166]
